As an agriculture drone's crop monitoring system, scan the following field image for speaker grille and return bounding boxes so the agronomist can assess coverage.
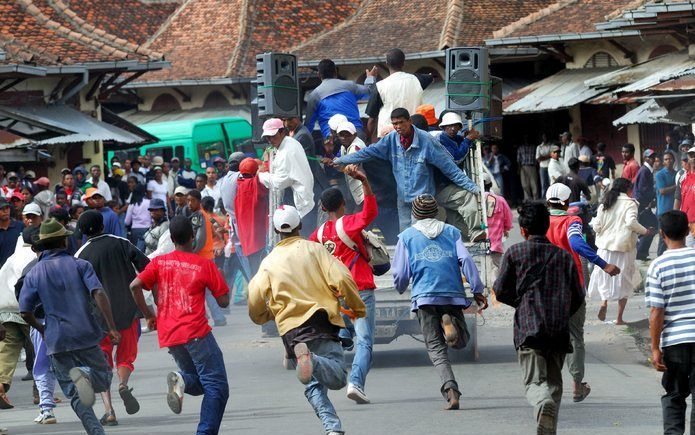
[274,75,297,112]
[448,69,482,107]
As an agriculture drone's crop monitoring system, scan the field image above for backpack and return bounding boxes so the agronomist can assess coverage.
[318,217,391,276]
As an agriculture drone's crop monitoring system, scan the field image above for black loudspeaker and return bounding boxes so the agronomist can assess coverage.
[256,52,299,118]
[475,76,503,139]
[249,81,264,144]
[445,47,490,112]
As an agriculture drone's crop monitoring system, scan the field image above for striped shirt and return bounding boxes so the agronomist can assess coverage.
[645,247,695,348]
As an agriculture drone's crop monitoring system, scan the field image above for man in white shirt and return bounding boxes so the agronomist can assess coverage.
[560,132,579,167]
[85,165,112,201]
[548,145,568,184]
[536,134,552,196]
[201,167,221,211]
[336,121,365,206]
[258,118,314,218]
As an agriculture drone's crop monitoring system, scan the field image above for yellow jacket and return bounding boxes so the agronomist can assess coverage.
[248,236,365,335]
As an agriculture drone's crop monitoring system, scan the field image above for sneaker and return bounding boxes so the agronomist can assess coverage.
[166,371,185,414]
[346,383,370,404]
[118,385,140,415]
[340,336,354,352]
[537,399,556,434]
[441,314,459,347]
[293,343,313,385]
[69,368,95,408]
[21,372,33,381]
[34,410,57,424]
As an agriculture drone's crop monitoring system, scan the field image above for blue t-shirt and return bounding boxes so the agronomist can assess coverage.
[19,249,105,355]
[655,168,677,216]
[0,219,23,268]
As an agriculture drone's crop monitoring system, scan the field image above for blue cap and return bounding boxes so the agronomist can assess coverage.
[148,198,166,210]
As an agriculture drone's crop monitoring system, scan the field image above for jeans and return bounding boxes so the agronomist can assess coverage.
[205,290,226,325]
[416,305,468,396]
[566,301,586,383]
[30,322,56,411]
[303,339,347,434]
[168,333,229,435]
[224,253,250,305]
[51,346,113,435]
[397,200,414,233]
[130,227,148,252]
[636,207,657,259]
[539,167,550,197]
[493,173,504,196]
[347,291,376,389]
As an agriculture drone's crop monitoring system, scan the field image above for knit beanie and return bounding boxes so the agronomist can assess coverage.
[77,209,103,236]
[412,194,438,220]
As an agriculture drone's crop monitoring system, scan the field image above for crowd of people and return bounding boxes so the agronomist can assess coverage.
[0,46,693,435]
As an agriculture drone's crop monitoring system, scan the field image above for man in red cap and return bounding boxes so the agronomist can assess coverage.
[234,158,268,275]
[32,177,54,219]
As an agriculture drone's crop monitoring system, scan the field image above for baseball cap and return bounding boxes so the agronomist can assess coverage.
[228,151,245,164]
[688,146,695,154]
[261,118,284,137]
[643,148,655,158]
[273,205,301,233]
[24,170,36,179]
[34,177,50,187]
[170,157,180,163]
[680,138,693,146]
[152,156,164,166]
[7,171,18,179]
[550,145,561,152]
[328,114,348,131]
[112,162,122,168]
[336,121,356,135]
[213,156,225,163]
[174,186,189,196]
[60,167,71,174]
[0,197,9,208]
[83,187,102,200]
[578,154,591,163]
[10,191,24,201]
[439,112,463,128]
[148,198,167,210]
[22,202,42,216]
[546,183,572,204]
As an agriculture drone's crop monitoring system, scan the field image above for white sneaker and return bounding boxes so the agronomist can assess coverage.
[34,410,57,424]
[166,371,185,414]
[346,383,370,404]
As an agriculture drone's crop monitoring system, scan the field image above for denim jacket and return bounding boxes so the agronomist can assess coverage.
[336,127,479,203]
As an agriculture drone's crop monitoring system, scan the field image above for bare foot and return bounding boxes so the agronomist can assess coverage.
[598,305,607,322]
[615,320,627,325]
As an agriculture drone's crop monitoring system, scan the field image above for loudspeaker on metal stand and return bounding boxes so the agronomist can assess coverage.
[445,47,490,112]
[256,52,300,118]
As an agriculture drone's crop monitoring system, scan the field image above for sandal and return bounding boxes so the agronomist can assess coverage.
[99,410,118,426]
[598,305,607,322]
[573,382,591,402]
[119,384,140,415]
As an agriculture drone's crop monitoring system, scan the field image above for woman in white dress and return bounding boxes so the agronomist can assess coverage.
[588,178,652,324]
[146,166,169,209]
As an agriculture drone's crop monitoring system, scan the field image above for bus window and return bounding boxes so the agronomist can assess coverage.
[145,146,183,162]
[174,146,185,161]
[197,141,225,169]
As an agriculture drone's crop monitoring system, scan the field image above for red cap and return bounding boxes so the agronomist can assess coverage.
[239,158,259,176]
[35,177,50,187]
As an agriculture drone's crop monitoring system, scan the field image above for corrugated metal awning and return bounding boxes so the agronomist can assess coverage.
[503,68,617,114]
[585,51,688,90]
[0,105,151,148]
[613,99,686,126]
[610,52,695,94]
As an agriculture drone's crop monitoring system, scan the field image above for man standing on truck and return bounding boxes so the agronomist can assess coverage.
[310,165,377,405]
[392,194,486,410]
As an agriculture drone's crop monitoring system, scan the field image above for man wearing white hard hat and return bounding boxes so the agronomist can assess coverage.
[545,182,620,403]
[258,118,315,218]
[248,205,365,435]
[437,112,479,163]
[336,121,366,206]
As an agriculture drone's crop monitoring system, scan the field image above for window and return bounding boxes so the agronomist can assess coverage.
[146,146,184,163]
[197,141,225,169]
[584,52,618,68]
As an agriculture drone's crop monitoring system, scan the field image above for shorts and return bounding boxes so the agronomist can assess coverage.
[100,319,140,372]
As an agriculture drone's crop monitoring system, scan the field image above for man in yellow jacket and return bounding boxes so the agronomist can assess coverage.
[248,205,365,435]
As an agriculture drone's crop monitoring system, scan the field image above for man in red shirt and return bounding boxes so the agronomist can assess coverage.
[621,143,640,183]
[677,147,695,247]
[130,216,230,434]
[310,165,377,405]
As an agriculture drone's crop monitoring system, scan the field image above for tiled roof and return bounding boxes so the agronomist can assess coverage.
[294,0,556,61]
[0,0,165,66]
[66,0,180,45]
[493,0,648,39]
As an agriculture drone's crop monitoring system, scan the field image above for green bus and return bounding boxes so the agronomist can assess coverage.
[108,117,252,173]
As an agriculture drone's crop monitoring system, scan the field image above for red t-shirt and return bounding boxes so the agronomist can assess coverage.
[310,194,378,291]
[681,172,695,223]
[622,159,640,183]
[546,214,584,287]
[137,250,229,348]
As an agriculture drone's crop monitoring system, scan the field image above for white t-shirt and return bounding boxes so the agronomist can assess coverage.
[147,179,168,203]
[201,183,221,209]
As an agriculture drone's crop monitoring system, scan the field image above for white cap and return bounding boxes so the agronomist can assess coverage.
[152,156,164,166]
[439,112,463,128]
[545,183,572,204]
[328,114,348,131]
[273,205,301,233]
[112,162,122,168]
[688,146,695,154]
[174,186,189,196]
[336,121,356,135]
[22,202,42,216]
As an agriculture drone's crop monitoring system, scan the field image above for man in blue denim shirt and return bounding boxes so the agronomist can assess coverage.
[334,108,479,232]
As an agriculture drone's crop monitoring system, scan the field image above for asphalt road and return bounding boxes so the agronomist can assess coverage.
[0,299,664,435]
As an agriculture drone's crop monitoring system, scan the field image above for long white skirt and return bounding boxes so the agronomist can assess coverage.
[587,249,636,301]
